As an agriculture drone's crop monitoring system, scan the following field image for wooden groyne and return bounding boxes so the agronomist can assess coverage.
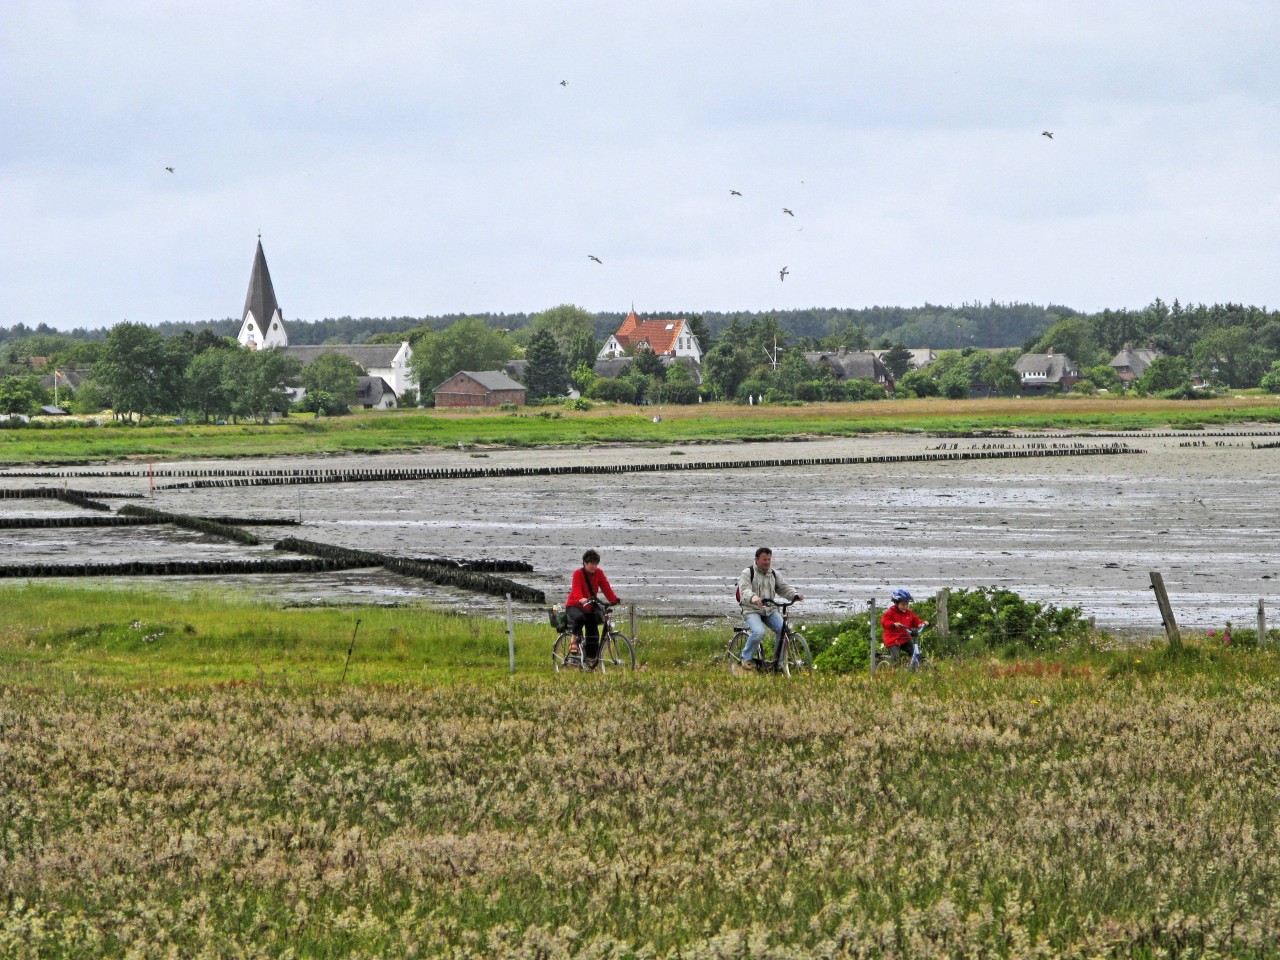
[274,537,545,604]
[63,444,1149,491]
[0,557,369,579]
[118,505,260,545]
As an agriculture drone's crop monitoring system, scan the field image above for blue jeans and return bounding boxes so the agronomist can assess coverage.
[742,610,784,663]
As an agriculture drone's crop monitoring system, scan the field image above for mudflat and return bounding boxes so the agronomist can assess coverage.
[2,430,1277,631]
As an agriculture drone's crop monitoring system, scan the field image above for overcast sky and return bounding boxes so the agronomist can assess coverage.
[4,1,1280,331]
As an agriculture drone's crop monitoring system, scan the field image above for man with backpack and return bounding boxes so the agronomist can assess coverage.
[736,547,804,671]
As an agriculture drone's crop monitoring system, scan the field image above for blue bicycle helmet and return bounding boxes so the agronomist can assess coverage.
[890,588,913,603]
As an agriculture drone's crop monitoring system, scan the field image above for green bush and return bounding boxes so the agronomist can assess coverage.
[586,378,637,403]
[808,588,1094,673]
[563,397,593,411]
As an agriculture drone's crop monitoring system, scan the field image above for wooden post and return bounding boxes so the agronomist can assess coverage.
[935,589,949,639]
[1149,571,1182,651]
[1259,598,1267,647]
[869,598,880,677]
[505,593,516,674]
[629,603,637,645]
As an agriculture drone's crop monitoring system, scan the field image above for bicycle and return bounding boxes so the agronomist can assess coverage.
[874,624,933,673]
[551,601,636,673]
[726,599,813,677]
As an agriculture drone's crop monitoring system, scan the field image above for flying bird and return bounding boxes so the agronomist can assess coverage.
[779,266,789,281]
[782,207,794,216]
[560,80,568,86]
[588,255,603,264]
[1041,130,1053,139]
[164,166,174,173]
[730,189,742,196]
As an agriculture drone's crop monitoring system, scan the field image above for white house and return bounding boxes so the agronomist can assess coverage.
[598,311,702,363]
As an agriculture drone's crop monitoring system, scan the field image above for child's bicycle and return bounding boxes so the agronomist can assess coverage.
[874,623,933,673]
[550,602,636,673]
[725,599,813,677]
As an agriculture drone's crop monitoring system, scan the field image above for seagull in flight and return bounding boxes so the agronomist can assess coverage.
[782,207,794,217]
[730,189,742,196]
[560,80,568,86]
[588,255,603,264]
[165,166,174,173]
[779,266,789,281]
[1041,130,1053,139]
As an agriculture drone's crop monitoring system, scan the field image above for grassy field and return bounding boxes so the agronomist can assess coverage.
[4,585,1280,958]
[4,395,1280,465]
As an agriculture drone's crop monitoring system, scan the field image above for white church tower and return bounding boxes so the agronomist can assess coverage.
[235,237,289,350]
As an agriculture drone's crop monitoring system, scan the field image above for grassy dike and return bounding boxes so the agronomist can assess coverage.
[4,584,1280,957]
[3,395,1280,464]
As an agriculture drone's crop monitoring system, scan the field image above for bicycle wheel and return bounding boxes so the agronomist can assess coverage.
[780,629,813,677]
[727,629,748,673]
[600,631,636,672]
[552,632,582,673]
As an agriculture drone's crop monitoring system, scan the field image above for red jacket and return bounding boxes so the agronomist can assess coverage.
[881,606,925,647]
[566,567,619,610]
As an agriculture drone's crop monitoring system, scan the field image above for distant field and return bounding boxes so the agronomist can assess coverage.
[3,584,1279,958]
[3,395,1279,465]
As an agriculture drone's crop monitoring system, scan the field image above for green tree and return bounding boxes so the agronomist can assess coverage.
[685,313,713,353]
[1139,356,1191,393]
[409,318,517,393]
[1191,326,1272,388]
[301,352,365,414]
[702,340,753,400]
[183,349,235,422]
[897,370,939,398]
[1082,364,1123,392]
[1260,360,1280,393]
[563,329,599,374]
[631,347,666,380]
[223,348,301,422]
[523,330,568,400]
[880,343,914,379]
[529,304,596,350]
[0,375,45,414]
[94,322,187,419]
[1033,316,1101,369]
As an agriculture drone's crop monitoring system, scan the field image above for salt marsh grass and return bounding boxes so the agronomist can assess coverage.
[3,585,1280,957]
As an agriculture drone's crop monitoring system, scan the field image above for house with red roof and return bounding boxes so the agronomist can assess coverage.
[598,311,703,363]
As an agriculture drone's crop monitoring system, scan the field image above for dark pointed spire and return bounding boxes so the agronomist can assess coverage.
[242,238,281,326]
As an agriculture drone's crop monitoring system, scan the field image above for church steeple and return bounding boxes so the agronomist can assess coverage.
[236,236,288,349]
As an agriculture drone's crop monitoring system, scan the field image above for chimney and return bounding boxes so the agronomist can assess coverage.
[1123,342,1133,350]
[837,345,847,358]
[1045,347,1054,356]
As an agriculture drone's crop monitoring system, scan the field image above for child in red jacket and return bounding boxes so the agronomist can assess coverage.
[881,588,929,660]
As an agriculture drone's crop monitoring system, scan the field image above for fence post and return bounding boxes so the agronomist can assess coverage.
[629,603,637,645]
[869,598,879,677]
[935,589,949,639]
[1259,598,1267,647]
[1149,571,1182,651]
[505,593,516,674]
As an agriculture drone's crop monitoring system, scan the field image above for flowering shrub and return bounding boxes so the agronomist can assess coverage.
[809,588,1094,674]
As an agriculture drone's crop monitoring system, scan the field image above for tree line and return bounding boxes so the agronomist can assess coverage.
[4,298,1280,417]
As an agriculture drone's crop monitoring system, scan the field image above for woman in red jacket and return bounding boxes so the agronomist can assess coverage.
[881,588,929,661]
[565,549,620,663]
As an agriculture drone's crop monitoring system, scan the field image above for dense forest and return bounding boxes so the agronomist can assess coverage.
[1,301,1075,350]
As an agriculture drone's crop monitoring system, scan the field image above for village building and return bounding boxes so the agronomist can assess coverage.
[433,370,527,407]
[233,238,417,407]
[1014,347,1081,393]
[803,348,895,389]
[1109,343,1162,386]
[598,311,703,364]
[235,239,289,351]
